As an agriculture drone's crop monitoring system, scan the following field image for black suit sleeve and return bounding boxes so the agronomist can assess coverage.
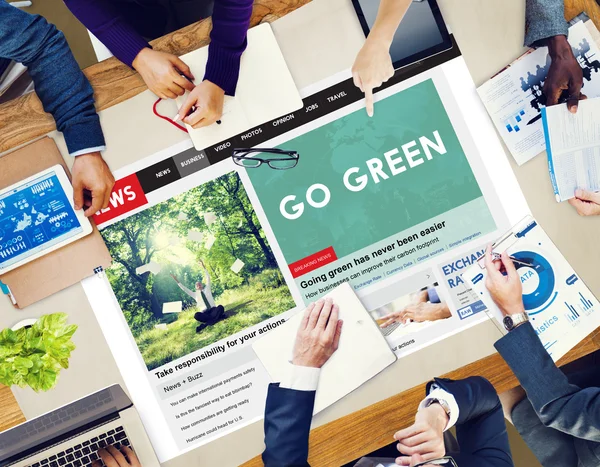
[496,322,600,441]
[430,377,514,467]
[262,383,315,467]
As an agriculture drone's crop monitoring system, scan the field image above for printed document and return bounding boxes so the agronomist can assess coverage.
[542,98,600,201]
[477,20,600,165]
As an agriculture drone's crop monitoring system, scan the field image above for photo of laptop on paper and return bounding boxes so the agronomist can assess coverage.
[352,0,452,71]
[0,385,160,467]
[0,165,92,275]
[370,282,450,340]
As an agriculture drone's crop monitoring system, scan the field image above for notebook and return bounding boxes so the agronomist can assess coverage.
[252,282,397,414]
[176,23,303,151]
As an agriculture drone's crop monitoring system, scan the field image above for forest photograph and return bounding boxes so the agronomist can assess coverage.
[100,171,295,371]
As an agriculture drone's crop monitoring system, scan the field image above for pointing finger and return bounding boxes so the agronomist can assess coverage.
[365,86,374,117]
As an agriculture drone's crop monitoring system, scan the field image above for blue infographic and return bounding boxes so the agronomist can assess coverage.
[0,173,81,269]
[465,216,600,361]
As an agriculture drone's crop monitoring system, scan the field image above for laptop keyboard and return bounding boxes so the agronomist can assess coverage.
[0,390,113,452]
[27,426,131,467]
[380,321,401,336]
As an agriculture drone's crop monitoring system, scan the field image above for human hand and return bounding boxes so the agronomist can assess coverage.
[291,298,343,368]
[394,404,448,465]
[397,453,438,467]
[568,189,600,216]
[170,273,179,283]
[176,80,225,129]
[381,302,450,327]
[71,152,115,217]
[91,445,141,467]
[132,48,195,99]
[352,35,394,117]
[483,245,525,316]
[545,35,585,113]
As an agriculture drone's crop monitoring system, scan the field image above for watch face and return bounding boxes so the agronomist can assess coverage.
[503,315,514,330]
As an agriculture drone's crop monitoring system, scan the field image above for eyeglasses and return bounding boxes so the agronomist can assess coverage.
[413,456,458,467]
[232,148,299,170]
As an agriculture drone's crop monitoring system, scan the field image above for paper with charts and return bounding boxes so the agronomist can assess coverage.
[465,216,600,361]
[81,44,552,461]
[477,20,600,165]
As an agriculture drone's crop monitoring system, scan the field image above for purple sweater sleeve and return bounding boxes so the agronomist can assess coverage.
[204,0,253,95]
[63,0,149,67]
[64,0,253,95]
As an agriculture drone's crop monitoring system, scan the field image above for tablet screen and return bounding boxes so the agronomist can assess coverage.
[353,0,452,69]
[0,171,82,270]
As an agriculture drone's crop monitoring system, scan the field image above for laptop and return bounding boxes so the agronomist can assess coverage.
[0,385,160,467]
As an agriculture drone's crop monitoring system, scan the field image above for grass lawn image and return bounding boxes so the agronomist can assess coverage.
[100,172,295,371]
[137,283,294,370]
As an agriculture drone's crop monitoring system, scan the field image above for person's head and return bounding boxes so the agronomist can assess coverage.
[195,281,203,291]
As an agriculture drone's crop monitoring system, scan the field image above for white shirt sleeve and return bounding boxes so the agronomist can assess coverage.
[177,283,196,300]
[418,387,460,431]
[279,363,321,391]
[70,146,107,157]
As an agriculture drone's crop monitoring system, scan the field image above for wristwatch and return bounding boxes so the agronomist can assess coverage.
[425,397,451,419]
[503,312,529,332]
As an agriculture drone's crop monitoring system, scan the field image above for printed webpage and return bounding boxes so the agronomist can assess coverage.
[82,54,529,461]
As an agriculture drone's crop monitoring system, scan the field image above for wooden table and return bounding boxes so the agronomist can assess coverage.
[2,1,600,466]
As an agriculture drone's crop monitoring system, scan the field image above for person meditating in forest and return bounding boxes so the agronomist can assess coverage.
[170,259,225,333]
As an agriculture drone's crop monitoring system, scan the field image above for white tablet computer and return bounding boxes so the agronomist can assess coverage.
[0,164,92,274]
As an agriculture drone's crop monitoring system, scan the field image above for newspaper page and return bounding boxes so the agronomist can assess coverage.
[81,49,530,461]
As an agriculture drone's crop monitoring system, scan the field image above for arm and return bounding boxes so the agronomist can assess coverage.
[204,0,254,96]
[485,246,600,441]
[351,0,411,116]
[202,266,211,289]
[0,1,104,155]
[524,0,568,47]
[525,0,583,112]
[262,384,314,467]
[63,0,194,101]
[0,1,114,216]
[177,282,196,300]
[262,299,343,467]
[395,377,512,467]
[434,378,513,467]
[176,0,253,129]
[496,323,600,441]
[62,0,148,68]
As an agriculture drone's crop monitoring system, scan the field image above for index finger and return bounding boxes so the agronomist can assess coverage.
[184,106,210,127]
[121,446,140,467]
[500,251,519,279]
[300,302,316,330]
[84,188,105,218]
[172,72,195,93]
[365,86,374,117]
[105,445,129,467]
[324,303,339,338]
[97,448,119,467]
[567,78,583,113]
[394,424,423,441]
[177,92,198,121]
[544,84,562,106]
[483,244,502,279]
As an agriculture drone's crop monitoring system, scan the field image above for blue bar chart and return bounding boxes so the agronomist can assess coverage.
[579,292,595,315]
[564,301,580,324]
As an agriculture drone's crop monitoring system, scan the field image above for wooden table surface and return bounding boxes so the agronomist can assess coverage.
[2,1,600,466]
